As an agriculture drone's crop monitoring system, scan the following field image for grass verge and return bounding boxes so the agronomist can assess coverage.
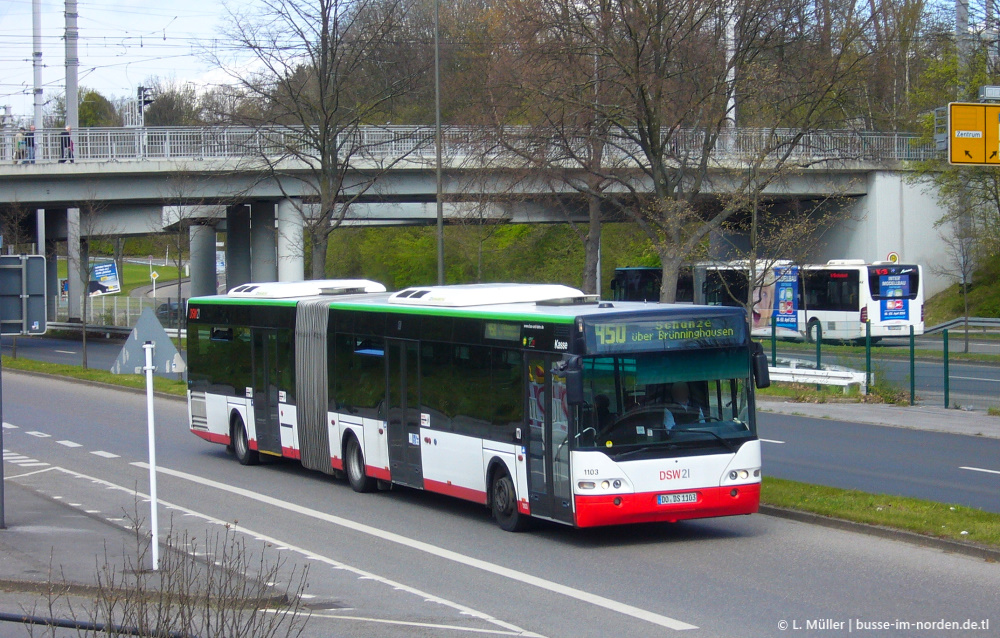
[762,476,1000,548]
[1,355,187,397]
[769,339,1000,365]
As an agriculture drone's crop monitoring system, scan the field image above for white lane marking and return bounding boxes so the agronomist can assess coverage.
[265,609,532,635]
[54,350,77,354]
[2,422,18,429]
[30,466,543,638]
[26,431,51,438]
[3,454,30,460]
[2,466,55,480]
[950,375,1000,382]
[13,462,49,467]
[960,466,1000,476]
[759,438,785,444]
[90,451,120,458]
[57,440,82,448]
[134,462,698,631]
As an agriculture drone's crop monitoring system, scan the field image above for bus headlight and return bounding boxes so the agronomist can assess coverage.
[739,470,749,479]
[729,471,738,480]
[578,481,596,490]
[613,479,622,489]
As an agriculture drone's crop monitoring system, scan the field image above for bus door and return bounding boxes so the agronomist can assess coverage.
[386,339,423,488]
[525,356,575,524]
[251,329,282,456]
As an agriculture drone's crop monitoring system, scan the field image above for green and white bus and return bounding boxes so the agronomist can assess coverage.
[186,280,770,530]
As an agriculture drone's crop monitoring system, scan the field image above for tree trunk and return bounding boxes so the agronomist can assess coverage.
[311,230,329,280]
[581,194,602,294]
[659,255,683,303]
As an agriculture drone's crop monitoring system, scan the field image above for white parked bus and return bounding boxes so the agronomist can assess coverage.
[696,259,924,342]
[186,280,770,530]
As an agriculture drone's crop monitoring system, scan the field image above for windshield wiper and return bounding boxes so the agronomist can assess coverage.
[679,428,736,452]
[612,443,676,461]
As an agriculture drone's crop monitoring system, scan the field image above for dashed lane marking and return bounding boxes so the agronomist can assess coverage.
[134,462,699,631]
[760,438,785,444]
[960,466,1000,476]
[90,451,120,458]
[2,423,18,429]
[19,466,546,638]
[263,609,539,636]
[26,431,51,438]
[57,440,83,448]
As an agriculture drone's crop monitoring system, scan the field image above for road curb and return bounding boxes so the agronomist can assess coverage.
[760,505,1000,562]
[3,367,186,403]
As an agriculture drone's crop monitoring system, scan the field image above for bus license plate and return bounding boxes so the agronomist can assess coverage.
[658,492,697,505]
[888,326,902,330]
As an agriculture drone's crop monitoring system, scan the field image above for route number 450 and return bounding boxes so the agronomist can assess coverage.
[595,324,626,345]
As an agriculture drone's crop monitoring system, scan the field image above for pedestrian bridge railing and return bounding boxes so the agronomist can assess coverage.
[2,125,936,167]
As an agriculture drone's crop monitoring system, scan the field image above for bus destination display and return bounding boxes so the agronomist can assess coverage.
[585,315,745,353]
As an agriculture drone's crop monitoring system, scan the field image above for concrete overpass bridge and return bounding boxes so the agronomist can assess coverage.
[0,125,943,319]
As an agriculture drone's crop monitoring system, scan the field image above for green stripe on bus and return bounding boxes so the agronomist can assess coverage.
[192,297,578,323]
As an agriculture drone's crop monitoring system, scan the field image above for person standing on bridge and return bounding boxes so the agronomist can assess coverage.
[26,125,36,163]
[14,127,24,164]
[59,125,74,163]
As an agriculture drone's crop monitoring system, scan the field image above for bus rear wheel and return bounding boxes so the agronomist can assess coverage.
[232,416,259,466]
[491,469,529,532]
[345,435,376,493]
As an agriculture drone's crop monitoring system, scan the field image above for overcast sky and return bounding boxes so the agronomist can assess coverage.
[0,0,230,117]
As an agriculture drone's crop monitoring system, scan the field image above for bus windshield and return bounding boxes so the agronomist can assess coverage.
[575,348,753,455]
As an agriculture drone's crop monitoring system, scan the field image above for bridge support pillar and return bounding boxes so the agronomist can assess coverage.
[226,205,251,290]
[189,223,217,298]
[276,198,304,282]
[251,201,277,282]
[66,208,82,322]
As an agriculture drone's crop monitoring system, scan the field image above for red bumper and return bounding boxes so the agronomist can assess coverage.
[574,483,760,528]
[191,429,231,446]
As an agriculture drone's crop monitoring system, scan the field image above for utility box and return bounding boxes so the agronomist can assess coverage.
[0,255,47,335]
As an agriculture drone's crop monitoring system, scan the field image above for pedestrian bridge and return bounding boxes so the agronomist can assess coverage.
[0,125,945,320]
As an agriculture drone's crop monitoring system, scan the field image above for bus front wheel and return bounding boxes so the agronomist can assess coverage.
[491,469,529,532]
[806,319,822,343]
[232,416,259,466]
[345,435,376,493]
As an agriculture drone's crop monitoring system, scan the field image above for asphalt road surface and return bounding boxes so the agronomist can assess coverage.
[2,372,997,637]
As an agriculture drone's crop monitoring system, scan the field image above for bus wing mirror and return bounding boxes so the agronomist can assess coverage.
[751,342,770,389]
[555,356,585,406]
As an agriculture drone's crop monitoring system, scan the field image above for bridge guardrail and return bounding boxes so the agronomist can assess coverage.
[1,125,937,166]
[924,317,1000,334]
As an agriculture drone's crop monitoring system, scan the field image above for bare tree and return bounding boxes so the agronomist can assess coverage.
[211,0,422,279]
[934,208,978,353]
[488,0,877,301]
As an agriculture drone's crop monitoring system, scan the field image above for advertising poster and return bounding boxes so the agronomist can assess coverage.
[772,265,799,331]
[89,261,121,296]
[879,275,909,320]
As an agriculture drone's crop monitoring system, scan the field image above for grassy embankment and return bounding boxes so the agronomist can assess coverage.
[4,354,998,551]
[57,259,181,296]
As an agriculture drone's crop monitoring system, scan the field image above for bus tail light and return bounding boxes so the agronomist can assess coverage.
[860,306,868,323]
[921,305,925,322]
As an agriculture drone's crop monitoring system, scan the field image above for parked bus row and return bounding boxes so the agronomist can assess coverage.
[611,260,924,342]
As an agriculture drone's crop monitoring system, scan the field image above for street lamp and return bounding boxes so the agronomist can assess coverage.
[435,0,444,285]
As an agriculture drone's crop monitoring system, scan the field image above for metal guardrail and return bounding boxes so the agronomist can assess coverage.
[0,125,936,166]
[924,317,1000,334]
[768,359,869,393]
[47,322,184,339]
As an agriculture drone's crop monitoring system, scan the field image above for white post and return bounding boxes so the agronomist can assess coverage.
[143,341,159,571]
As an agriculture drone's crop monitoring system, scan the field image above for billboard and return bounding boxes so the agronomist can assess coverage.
[89,261,121,296]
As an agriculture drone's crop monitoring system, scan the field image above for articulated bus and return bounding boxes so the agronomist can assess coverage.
[696,260,925,342]
[186,280,770,530]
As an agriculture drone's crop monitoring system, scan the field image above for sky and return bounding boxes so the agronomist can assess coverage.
[0,0,232,117]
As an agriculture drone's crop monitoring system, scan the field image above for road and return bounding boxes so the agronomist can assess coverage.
[758,413,1000,512]
[2,372,997,637]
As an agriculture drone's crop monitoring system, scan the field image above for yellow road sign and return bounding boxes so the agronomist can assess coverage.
[949,102,1000,165]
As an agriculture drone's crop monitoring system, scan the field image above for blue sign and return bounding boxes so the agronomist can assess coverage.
[89,261,121,296]
[879,275,908,320]
[772,266,799,330]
